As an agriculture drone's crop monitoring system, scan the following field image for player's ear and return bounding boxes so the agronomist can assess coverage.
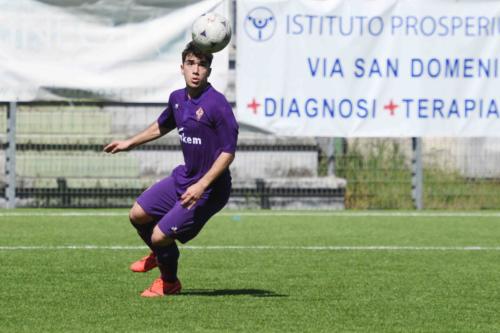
[207,67,211,78]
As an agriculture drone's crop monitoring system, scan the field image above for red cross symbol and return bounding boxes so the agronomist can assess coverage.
[247,98,260,114]
[384,100,399,116]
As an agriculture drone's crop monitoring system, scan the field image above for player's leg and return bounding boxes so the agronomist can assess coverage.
[140,230,182,297]
[128,202,158,272]
[154,183,232,246]
[129,201,155,249]
[129,176,178,273]
[151,231,179,283]
[141,185,231,297]
[140,208,185,297]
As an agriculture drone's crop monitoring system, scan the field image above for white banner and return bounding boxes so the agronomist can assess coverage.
[0,0,229,102]
[236,0,500,137]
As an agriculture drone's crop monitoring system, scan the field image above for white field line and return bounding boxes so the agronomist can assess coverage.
[1,245,500,251]
[0,211,499,218]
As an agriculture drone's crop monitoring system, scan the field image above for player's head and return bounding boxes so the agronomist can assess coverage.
[182,42,213,67]
[181,42,213,91]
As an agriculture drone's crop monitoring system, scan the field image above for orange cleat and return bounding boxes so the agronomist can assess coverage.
[130,252,158,273]
[141,278,182,297]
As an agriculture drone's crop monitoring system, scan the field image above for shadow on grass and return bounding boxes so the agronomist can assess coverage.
[180,289,287,298]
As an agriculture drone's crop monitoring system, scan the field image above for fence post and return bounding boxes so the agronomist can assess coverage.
[256,178,269,209]
[6,102,17,208]
[326,137,335,176]
[411,137,423,210]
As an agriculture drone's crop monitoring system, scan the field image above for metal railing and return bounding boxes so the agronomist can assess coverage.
[1,102,499,210]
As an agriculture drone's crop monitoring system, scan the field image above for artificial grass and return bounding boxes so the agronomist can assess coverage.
[0,210,499,332]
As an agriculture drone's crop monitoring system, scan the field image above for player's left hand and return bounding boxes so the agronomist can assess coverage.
[181,182,206,209]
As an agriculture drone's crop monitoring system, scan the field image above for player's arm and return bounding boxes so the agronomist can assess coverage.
[181,152,235,209]
[181,102,238,209]
[104,121,170,154]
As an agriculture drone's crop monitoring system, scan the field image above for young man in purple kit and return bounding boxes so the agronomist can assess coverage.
[104,42,238,297]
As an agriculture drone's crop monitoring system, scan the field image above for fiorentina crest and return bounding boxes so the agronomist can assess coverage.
[196,107,204,120]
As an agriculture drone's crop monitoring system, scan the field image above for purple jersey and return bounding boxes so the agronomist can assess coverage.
[157,84,238,191]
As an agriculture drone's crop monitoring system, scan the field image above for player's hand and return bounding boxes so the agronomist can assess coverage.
[103,140,132,154]
[181,182,206,209]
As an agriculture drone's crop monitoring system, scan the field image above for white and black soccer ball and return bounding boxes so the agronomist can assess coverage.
[191,12,232,53]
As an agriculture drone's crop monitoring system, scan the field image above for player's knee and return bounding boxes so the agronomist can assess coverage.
[129,202,153,225]
[151,226,174,247]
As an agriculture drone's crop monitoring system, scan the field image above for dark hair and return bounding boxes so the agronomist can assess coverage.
[182,42,213,67]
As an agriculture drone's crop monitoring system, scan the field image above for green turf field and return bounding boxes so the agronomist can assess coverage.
[1,210,500,333]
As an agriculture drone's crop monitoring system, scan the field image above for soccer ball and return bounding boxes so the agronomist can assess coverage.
[191,12,232,53]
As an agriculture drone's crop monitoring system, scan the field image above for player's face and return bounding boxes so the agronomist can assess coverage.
[181,53,211,90]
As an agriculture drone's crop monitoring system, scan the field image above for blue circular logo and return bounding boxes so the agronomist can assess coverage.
[244,7,276,42]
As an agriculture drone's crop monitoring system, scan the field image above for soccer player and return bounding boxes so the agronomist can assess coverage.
[104,42,238,297]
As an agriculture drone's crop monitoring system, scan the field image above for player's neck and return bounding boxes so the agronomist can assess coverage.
[186,82,209,99]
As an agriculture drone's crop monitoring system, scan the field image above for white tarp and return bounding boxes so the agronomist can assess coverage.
[236,0,500,137]
[0,0,229,102]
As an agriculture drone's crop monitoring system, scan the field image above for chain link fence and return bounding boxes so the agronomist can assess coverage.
[0,103,498,209]
[0,103,344,209]
[333,138,500,209]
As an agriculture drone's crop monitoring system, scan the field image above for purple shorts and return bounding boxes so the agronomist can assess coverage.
[136,176,230,243]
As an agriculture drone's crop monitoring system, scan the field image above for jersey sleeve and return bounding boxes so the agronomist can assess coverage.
[214,103,239,154]
[157,97,176,131]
